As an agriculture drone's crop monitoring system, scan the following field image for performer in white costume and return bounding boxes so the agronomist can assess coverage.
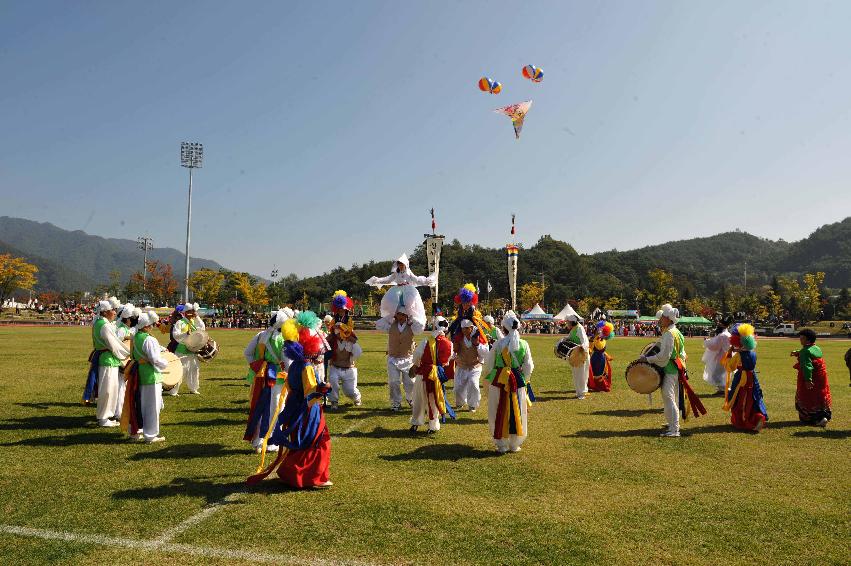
[702,315,733,393]
[366,253,436,332]
[172,302,206,396]
[452,319,489,412]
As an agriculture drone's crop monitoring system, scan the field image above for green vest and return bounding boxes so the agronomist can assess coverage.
[175,317,198,355]
[568,326,581,344]
[92,318,122,367]
[133,331,163,385]
[485,340,528,382]
[246,332,287,385]
[664,327,686,374]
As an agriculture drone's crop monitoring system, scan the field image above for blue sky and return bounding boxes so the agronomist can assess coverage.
[1,1,849,277]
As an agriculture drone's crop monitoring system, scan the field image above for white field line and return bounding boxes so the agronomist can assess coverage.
[151,489,247,545]
[0,524,378,566]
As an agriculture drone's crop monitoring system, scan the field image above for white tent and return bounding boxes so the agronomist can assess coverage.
[521,303,552,320]
[553,302,584,322]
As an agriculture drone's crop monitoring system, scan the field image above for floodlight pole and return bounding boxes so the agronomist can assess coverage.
[184,167,193,303]
[180,141,203,304]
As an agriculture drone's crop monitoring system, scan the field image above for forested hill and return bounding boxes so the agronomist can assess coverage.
[0,216,231,292]
[3,215,848,302]
[268,218,851,309]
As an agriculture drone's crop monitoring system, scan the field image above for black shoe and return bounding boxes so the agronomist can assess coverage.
[426,429,437,435]
[409,425,418,432]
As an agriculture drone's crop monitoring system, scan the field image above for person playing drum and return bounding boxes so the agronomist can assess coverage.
[172,302,205,396]
[563,312,589,399]
[640,304,705,437]
[130,312,170,443]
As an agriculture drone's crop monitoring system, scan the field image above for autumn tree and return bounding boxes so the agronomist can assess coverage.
[189,268,225,306]
[645,268,679,311]
[231,272,269,311]
[132,260,178,306]
[519,281,546,311]
[800,272,825,322]
[0,254,38,307]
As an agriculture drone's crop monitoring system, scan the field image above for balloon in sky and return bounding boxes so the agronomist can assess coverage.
[494,100,532,139]
[477,77,502,94]
[521,65,544,83]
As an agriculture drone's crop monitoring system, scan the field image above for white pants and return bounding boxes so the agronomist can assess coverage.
[251,383,284,450]
[141,383,163,440]
[410,375,440,431]
[388,360,414,408]
[174,354,200,394]
[661,372,680,433]
[454,365,482,409]
[114,368,127,419]
[488,384,528,451]
[328,366,361,405]
[571,361,589,398]
[95,366,119,423]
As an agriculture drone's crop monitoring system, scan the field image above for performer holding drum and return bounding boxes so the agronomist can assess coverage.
[172,303,206,396]
[563,311,589,399]
[637,304,705,437]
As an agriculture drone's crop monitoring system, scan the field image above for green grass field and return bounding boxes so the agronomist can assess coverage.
[0,327,848,565]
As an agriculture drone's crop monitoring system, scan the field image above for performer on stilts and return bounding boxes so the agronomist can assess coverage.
[722,323,767,432]
[587,320,615,393]
[482,311,534,453]
[409,316,453,433]
[247,311,333,489]
[367,253,432,410]
[792,329,832,427]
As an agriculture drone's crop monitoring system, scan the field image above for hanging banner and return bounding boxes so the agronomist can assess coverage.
[507,244,518,312]
[425,235,444,302]
[425,208,444,312]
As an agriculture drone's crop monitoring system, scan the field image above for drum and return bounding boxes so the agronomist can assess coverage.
[196,338,218,362]
[554,338,578,360]
[160,351,183,391]
[182,330,209,353]
[624,342,664,394]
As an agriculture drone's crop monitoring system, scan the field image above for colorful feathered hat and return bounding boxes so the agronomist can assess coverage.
[331,290,354,313]
[596,320,615,340]
[729,323,757,351]
[282,310,323,358]
[454,283,479,306]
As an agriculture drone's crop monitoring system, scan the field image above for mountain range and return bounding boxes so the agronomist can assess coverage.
[1,216,849,300]
[0,216,229,293]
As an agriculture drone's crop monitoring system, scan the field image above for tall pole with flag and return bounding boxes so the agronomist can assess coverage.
[424,208,444,313]
[507,214,518,312]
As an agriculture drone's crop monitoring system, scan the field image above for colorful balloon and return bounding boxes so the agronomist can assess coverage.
[522,65,544,83]
[478,76,501,94]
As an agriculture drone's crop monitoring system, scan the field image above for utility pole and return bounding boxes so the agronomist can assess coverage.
[137,235,153,290]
